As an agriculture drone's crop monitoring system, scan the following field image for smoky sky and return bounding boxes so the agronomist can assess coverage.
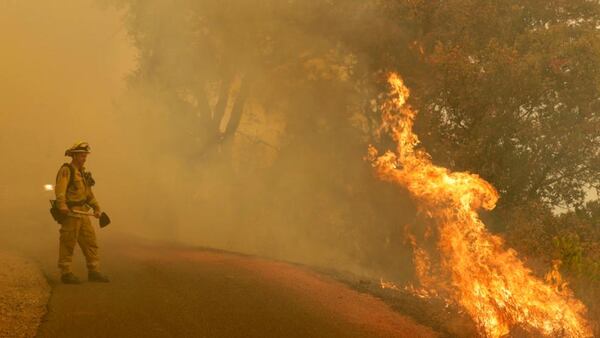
[0,1,134,244]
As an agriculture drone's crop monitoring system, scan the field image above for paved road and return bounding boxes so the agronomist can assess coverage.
[34,235,439,338]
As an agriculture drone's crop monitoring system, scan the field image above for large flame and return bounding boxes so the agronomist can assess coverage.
[368,73,592,337]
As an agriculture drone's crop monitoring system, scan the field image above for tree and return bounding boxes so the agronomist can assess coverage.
[401,0,600,210]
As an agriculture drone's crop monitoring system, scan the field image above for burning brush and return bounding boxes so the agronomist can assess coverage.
[368,73,593,337]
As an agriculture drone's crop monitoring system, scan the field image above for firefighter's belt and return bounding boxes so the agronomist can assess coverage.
[66,200,88,207]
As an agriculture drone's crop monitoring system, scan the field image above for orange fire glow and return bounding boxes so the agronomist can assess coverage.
[369,73,592,337]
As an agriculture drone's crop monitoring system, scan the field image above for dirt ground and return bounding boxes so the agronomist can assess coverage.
[0,251,50,338]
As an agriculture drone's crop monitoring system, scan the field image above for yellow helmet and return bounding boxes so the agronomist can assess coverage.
[64,141,91,156]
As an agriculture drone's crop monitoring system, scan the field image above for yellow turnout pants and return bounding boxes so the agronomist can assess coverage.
[58,214,99,274]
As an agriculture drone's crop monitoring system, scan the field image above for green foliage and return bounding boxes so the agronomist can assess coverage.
[553,202,600,281]
[553,234,585,274]
[504,200,599,280]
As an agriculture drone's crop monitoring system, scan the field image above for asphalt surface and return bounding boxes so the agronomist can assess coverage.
[34,235,439,338]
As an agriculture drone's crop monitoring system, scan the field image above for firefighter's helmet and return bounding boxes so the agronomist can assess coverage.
[64,141,91,156]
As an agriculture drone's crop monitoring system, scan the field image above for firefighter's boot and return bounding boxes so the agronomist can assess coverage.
[88,271,110,283]
[61,272,82,284]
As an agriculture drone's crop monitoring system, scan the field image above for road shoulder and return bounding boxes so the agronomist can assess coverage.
[0,251,50,338]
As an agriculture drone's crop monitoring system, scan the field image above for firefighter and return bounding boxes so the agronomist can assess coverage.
[55,141,109,284]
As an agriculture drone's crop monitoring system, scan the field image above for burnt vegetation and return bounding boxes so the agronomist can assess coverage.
[104,0,599,334]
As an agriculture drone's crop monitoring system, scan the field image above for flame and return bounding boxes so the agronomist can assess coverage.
[380,278,401,291]
[369,73,592,337]
[44,184,54,191]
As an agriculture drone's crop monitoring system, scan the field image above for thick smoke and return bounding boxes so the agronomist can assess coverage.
[1,0,419,282]
[0,0,134,249]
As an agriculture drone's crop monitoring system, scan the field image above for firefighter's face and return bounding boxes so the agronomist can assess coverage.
[72,152,88,167]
